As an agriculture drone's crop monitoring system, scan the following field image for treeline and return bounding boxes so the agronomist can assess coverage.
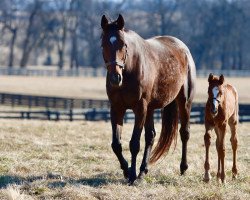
[0,0,249,70]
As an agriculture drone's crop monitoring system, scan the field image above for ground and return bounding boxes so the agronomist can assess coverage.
[0,120,249,199]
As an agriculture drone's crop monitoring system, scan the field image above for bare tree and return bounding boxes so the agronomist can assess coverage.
[20,0,45,68]
[0,0,19,67]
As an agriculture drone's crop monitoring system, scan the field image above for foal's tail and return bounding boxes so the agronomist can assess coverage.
[149,100,178,164]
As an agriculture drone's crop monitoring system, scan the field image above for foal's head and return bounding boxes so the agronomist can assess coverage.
[101,14,127,87]
[207,73,225,116]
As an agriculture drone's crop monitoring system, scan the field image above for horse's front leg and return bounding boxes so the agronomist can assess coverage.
[204,124,213,182]
[129,100,147,184]
[138,110,156,179]
[110,106,129,178]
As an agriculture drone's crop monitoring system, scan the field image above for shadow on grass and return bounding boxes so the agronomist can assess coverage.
[0,172,120,189]
[0,175,45,189]
[0,175,23,188]
[76,177,110,187]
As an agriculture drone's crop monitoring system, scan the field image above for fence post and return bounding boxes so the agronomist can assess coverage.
[28,96,32,108]
[47,110,51,120]
[56,112,60,121]
[11,95,15,107]
[18,95,22,105]
[69,109,73,121]
[27,112,30,119]
[0,94,5,104]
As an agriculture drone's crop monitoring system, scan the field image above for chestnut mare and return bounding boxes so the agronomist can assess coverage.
[101,14,196,184]
[204,74,238,183]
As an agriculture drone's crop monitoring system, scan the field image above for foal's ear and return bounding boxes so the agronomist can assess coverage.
[117,14,125,30]
[219,74,225,85]
[101,15,109,30]
[208,73,214,83]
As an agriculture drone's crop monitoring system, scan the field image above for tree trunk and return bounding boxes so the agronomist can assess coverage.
[8,28,17,68]
[70,25,79,69]
[20,5,37,68]
[58,19,67,70]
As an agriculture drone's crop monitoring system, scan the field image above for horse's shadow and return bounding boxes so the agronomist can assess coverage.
[0,173,120,189]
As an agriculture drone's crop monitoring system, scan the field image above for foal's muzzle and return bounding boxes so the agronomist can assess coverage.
[211,98,219,115]
[211,105,218,115]
[110,73,122,86]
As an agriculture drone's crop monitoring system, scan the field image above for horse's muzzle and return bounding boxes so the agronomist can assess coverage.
[110,73,122,86]
[211,105,218,115]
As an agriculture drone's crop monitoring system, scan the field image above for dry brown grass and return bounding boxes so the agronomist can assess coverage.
[0,76,249,103]
[0,119,249,199]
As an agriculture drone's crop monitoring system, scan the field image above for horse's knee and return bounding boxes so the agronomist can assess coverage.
[204,161,210,170]
[204,133,211,146]
[129,139,140,155]
[230,137,238,149]
[145,129,156,146]
[111,141,122,154]
[218,145,226,158]
[180,127,190,142]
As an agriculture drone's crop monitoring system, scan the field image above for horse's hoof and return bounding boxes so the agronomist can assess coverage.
[232,174,237,180]
[121,162,129,179]
[128,169,137,185]
[203,173,211,183]
[123,169,129,179]
[180,162,188,175]
[138,169,148,179]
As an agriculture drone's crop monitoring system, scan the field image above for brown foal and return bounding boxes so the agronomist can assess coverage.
[204,73,238,183]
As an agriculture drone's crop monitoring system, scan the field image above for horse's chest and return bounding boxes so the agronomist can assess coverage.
[107,87,141,108]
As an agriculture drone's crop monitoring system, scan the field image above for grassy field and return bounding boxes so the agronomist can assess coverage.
[0,76,249,103]
[0,119,249,199]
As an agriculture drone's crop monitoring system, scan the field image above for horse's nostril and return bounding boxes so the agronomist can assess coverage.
[117,74,121,83]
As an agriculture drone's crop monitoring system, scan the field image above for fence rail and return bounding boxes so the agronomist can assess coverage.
[0,104,250,123]
[0,93,109,109]
[0,93,250,123]
[1,67,250,77]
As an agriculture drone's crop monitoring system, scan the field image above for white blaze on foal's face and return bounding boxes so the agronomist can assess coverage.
[110,36,117,45]
[212,86,219,112]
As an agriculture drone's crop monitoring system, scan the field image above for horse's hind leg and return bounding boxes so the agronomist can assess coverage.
[138,110,156,179]
[229,117,238,179]
[177,95,192,175]
[110,106,129,178]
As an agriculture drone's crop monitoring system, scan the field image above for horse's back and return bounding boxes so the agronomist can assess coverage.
[147,36,196,102]
[146,36,196,108]
[225,84,238,120]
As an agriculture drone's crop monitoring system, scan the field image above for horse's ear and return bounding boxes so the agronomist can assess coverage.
[101,15,108,30]
[208,73,214,83]
[117,14,125,30]
[219,74,224,85]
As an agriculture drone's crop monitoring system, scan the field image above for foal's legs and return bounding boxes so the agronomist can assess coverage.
[203,123,213,182]
[229,118,238,179]
[110,106,129,178]
[138,110,156,179]
[215,125,226,183]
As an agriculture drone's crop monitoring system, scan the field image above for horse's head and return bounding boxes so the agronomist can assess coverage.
[207,73,225,116]
[101,14,127,87]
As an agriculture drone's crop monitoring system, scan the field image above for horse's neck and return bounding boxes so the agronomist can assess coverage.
[124,31,147,69]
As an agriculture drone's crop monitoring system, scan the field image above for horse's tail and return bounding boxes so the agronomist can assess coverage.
[149,100,179,164]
